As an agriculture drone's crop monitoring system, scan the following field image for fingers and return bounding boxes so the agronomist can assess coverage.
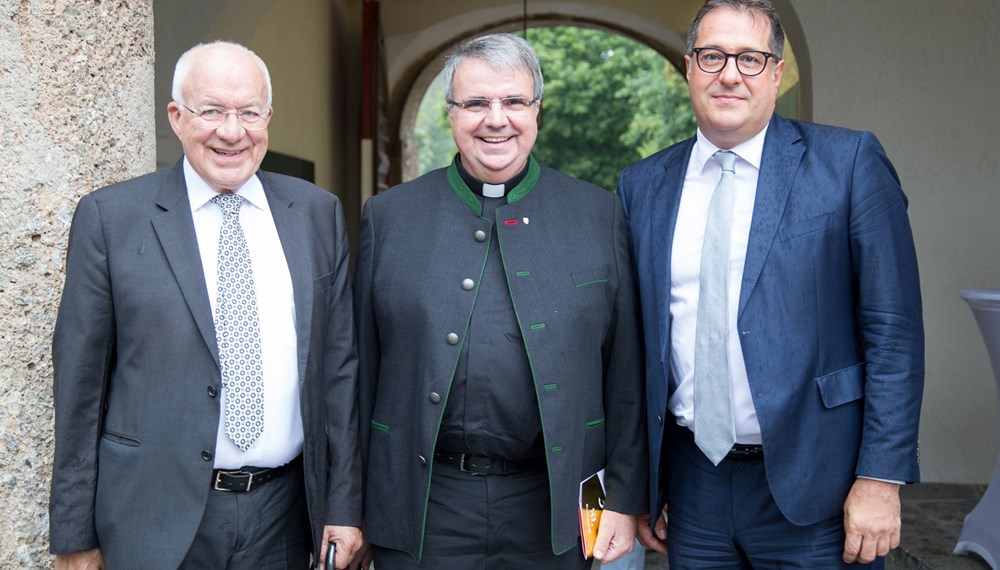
[635,511,668,554]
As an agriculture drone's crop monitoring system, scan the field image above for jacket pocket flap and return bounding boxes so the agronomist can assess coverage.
[815,362,865,408]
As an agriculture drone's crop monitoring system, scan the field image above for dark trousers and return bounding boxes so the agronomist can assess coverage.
[178,460,311,570]
[373,461,591,569]
[665,425,882,569]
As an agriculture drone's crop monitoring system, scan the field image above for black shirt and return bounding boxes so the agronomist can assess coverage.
[436,159,544,461]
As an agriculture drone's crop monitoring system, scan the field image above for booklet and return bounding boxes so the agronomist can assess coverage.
[578,468,606,559]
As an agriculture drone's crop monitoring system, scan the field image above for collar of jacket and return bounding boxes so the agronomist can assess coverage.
[446,155,541,216]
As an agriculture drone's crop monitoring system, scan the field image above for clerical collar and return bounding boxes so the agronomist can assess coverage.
[456,157,529,199]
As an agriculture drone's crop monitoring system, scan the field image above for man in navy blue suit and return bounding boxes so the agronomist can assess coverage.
[618,1,924,567]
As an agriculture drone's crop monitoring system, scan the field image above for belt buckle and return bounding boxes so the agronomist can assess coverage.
[213,470,254,492]
[458,453,485,476]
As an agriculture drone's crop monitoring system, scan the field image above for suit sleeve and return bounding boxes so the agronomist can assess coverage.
[601,196,648,514]
[50,194,113,554]
[850,131,924,483]
[324,198,364,525]
[353,199,379,484]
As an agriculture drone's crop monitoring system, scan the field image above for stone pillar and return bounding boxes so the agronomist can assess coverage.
[0,1,154,566]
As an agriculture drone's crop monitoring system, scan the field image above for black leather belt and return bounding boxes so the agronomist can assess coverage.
[212,455,300,492]
[678,427,764,462]
[433,448,545,475]
[726,443,764,461]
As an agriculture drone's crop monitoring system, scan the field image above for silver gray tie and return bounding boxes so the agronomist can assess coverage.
[212,193,264,452]
[694,150,738,465]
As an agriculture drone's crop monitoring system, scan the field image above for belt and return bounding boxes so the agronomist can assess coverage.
[433,448,545,476]
[726,443,764,461]
[212,455,301,492]
[678,427,764,462]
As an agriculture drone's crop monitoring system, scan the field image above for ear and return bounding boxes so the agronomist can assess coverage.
[772,58,785,87]
[684,54,693,82]
[167,101,183,137]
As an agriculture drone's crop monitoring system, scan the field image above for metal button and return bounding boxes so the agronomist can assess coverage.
[418,455,428,466]
[461,278,475,291]
[657,414,663,425]
[429,392,441,404]
[474,230,486,242]
[201,450,213,461]
[446,333,459,345]
[207,386,218,398]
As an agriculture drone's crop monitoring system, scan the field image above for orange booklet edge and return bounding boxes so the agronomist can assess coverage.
[578,468,606,559]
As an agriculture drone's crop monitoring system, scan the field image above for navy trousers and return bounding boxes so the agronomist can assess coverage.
[665,425,883,569]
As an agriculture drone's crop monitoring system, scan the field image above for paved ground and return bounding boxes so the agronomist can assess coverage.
[612,483,993,569]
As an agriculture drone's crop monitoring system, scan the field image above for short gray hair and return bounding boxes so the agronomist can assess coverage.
[687,0,785,59]
[441,33,544,103]
[171,41,273,108]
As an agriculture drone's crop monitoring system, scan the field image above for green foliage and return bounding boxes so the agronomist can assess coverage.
[413,26,696,191]
[413,73,457,175]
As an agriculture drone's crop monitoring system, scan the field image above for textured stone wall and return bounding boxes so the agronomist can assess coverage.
[0,1,154,566]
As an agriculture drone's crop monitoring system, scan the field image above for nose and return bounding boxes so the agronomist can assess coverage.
[215,111,245,141]
[483,101,509,127]
[717,55,744,84]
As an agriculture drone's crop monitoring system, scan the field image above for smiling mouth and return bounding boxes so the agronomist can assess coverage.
[213,149,243,157]
[480,136,512,143]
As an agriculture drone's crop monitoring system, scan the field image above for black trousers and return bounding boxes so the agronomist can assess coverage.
[373,461,591,569]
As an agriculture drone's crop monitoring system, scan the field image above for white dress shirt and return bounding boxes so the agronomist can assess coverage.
[668,126,769,444]
[184,158,303,469]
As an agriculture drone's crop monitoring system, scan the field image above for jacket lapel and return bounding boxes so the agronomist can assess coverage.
[260,173,313,384]
[738,115,804,316]
[654,140,694,363]
[150,162,220,366]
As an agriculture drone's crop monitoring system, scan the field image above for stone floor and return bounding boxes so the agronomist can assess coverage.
[631,483,993,569]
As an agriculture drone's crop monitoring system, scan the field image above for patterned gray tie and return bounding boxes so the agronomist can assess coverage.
[694,150,738,465]
[212,193,264,452]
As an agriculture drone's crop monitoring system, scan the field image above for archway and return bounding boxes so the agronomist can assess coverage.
[391,6,804,185]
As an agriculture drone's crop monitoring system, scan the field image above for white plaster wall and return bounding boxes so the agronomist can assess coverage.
[793,0,1000,483]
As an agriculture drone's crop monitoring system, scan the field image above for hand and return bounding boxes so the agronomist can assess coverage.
[635,503,668,554]
[55,549,104,570]
[592,510,637,563]
[842,478,902,564]
[319,525,364,570]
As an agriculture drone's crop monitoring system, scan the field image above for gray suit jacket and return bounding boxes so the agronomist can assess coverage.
[49,161,361,569]
[354,157,647,560]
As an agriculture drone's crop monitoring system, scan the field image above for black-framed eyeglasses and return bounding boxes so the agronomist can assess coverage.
[447,97,539,114]
[179,103,272,131]
[691,47,778,77]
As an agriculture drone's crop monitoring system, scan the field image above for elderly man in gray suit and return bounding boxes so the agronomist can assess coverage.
[49,41,362,570]
[354,33,646,569]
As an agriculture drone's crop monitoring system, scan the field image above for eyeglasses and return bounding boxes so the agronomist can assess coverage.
[179,104,272,131]
[447,97,538,115]
[690,47,778,77]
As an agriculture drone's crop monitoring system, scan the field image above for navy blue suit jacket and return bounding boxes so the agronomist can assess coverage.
[618,114,924,526]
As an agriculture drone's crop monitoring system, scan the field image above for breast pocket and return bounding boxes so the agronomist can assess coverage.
[780,212,833,242]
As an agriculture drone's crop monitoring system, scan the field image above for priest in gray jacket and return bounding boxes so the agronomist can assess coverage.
[354,33,646,569]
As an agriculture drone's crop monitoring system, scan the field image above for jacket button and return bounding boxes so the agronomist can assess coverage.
[461,278,475,291]
[446,333,459,345]
[418,455,428,466]
[201,450,213,461]
[657,414,663,425]
[474,230,487,242]
[429,392,441,404]
[207,386,218,398]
